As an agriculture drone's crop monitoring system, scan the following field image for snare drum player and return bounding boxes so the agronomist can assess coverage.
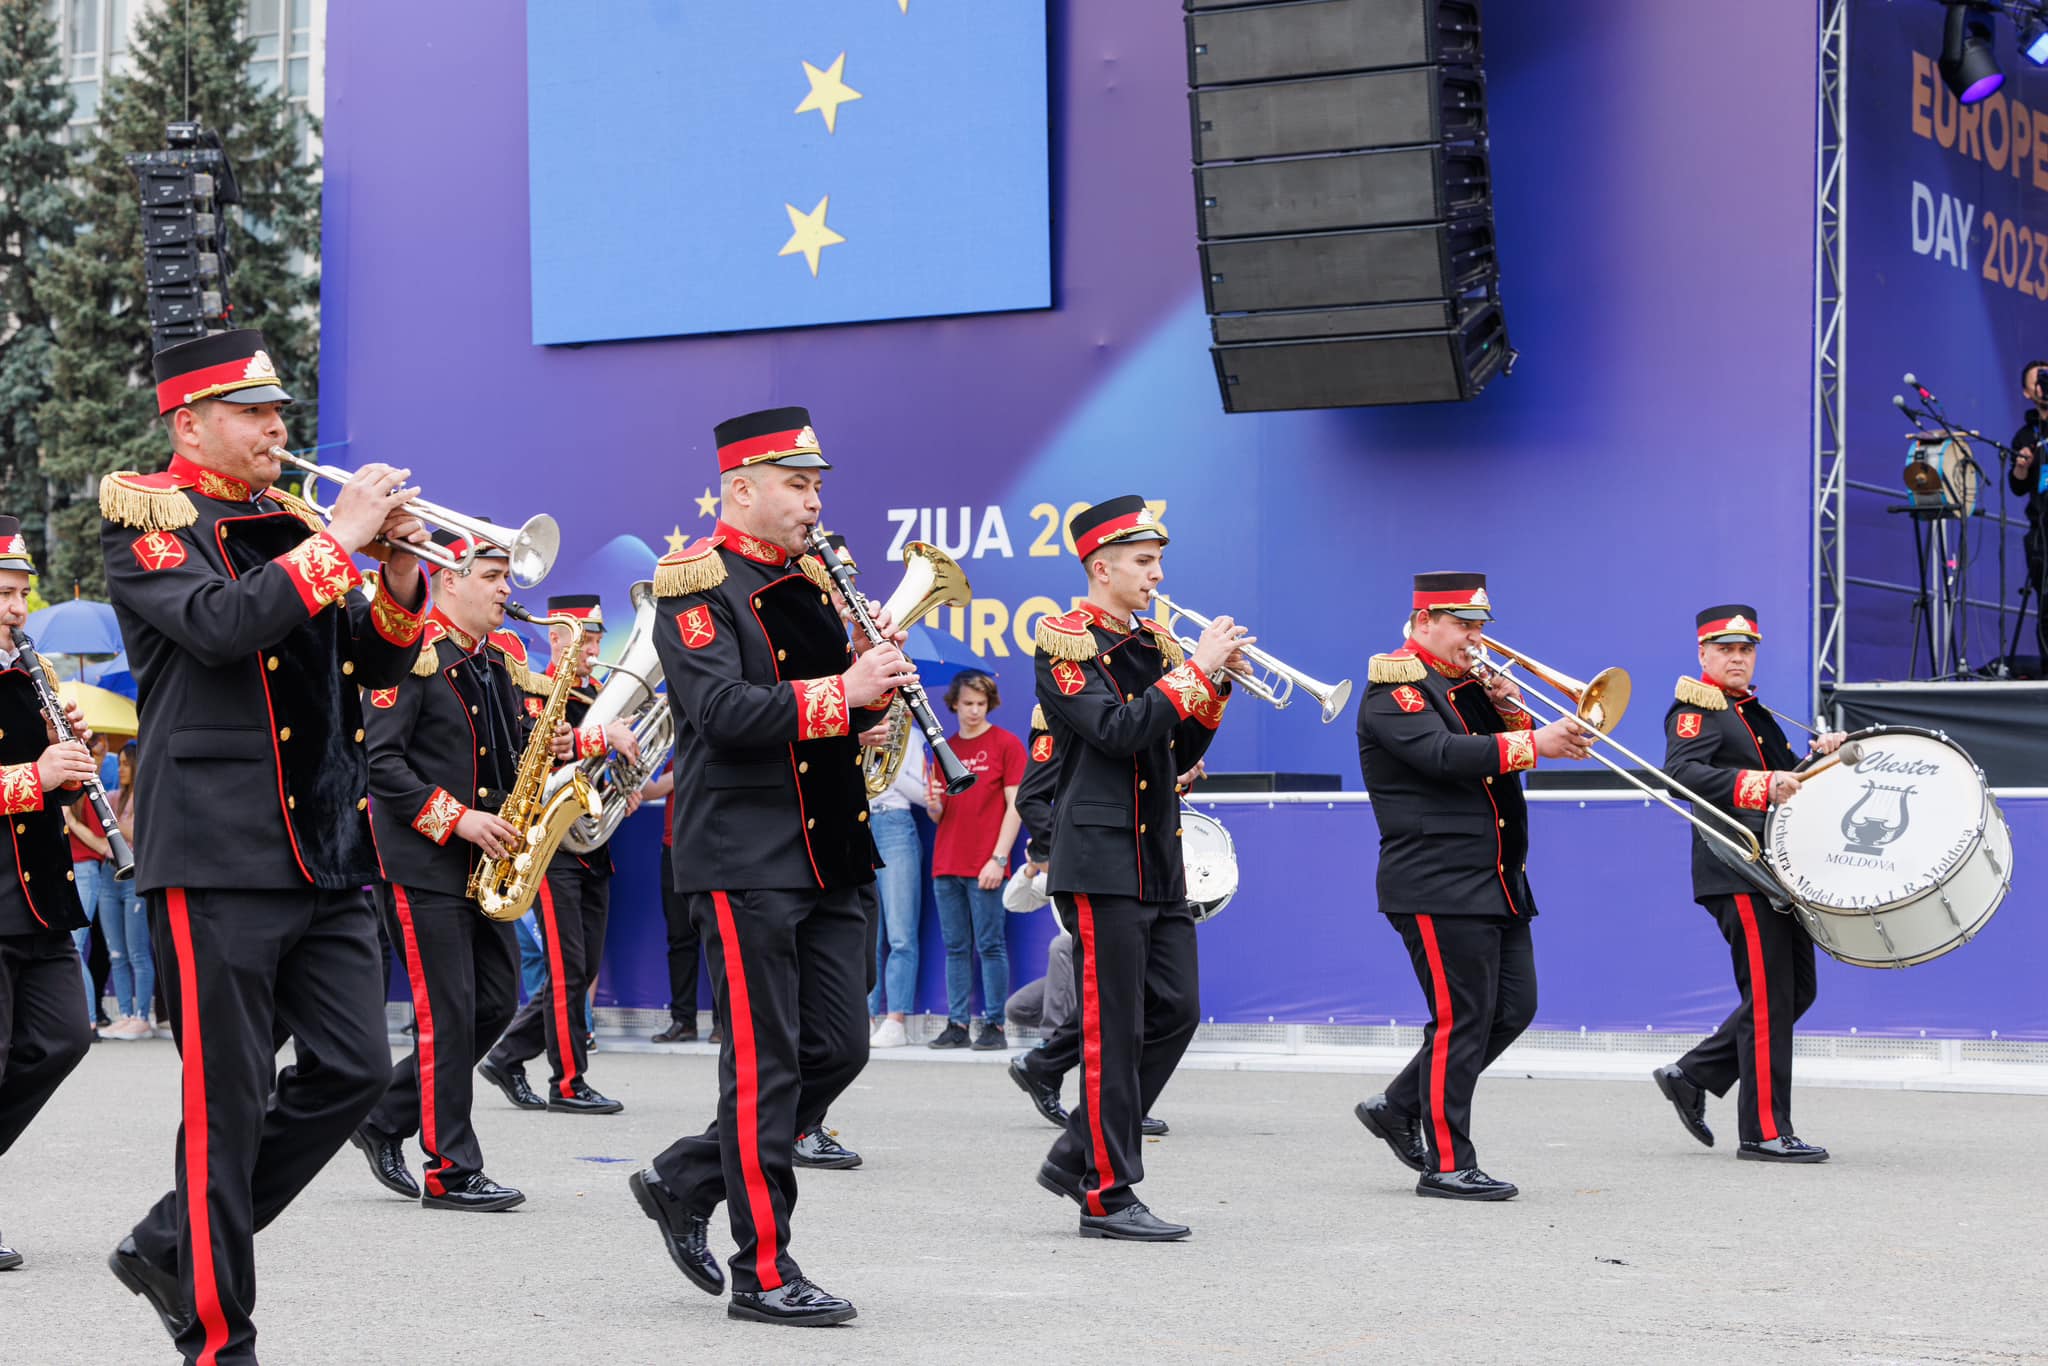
[1651,606,1845,1163]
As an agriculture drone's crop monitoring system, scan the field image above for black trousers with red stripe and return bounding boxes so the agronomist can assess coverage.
[1675,893,1817,1144]
[0,929,93,1156]
[364,883,519,1192]
[127,887,390,1366]
[650,885,870,1294]
[1044,893,1199,1216]
[1383,913,1537,1174]
[487,857,608,1096]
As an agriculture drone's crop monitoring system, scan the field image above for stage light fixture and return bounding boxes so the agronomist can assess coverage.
[1940,4,2005,104]
[2022,14,2048,65]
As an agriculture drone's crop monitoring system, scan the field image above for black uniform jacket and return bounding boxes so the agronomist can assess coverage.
[366,611,534,897]
[1662,675,1799,903]
[1032,601,1228,903]
[98,455,426,893]
[1016,705,1056,864]
[0,663,88,936]
[651,524,889,894]
[1357,644,1540,920]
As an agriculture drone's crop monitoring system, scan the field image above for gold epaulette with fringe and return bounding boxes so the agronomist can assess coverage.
[99,471,197,531]
[1368,651,1426,685]
[1674,676,1729,710]
[487,629,545,693]
[1029,704,1048,732]
[265,486,326,533]
[1139,618,1185,669]
[654,537,726,597]
[1034,610,1098,661]
[798,554,834,593]
[411,621,447,677]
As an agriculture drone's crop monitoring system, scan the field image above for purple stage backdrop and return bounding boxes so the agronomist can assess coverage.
[318,2,2048,1037]
[1845,0,2047,677]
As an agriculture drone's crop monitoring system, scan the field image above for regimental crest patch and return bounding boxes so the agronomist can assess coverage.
[1031,734,1053,763]
[525,696,545,719]
[677,605,717,650]
[1676,712,1702,739]
[369,688,399,709]
[131,530,187,572]
[1392,685,1425,714]
[1051,659,1086,696]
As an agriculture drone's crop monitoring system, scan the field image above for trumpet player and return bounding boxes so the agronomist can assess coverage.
[98,329,430,1359]
[352,529,534,1213]
[628,406,908,1326]
[1651,606,1845,1163]
[480,594,640,1117]
[1029,496,1241,1242]
[1353,573,1592,1202]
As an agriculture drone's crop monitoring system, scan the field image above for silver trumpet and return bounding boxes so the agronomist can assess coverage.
[1150,592,1353,722]
[268,446,560,588]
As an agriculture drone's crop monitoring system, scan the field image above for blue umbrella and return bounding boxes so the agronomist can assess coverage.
[24,599,124,656]
[903,623,988,691]
[82,651,137,700]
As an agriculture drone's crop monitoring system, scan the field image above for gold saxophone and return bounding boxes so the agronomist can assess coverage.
[467,605,604,922]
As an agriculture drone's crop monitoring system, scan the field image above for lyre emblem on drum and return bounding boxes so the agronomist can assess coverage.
[1841,782,1914,854]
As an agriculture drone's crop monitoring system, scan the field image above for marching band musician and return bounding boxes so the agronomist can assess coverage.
[0,517,101,1272]
[1353,573,1592,1202]
[1028,495,1239,1242]
[98,329,429,1361]
[351,529,533,1212]
[628,406,909,1327]
[480,594,640,1116]
[1651,606,1845,1163]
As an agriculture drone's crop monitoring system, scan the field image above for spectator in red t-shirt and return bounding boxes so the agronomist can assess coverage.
[925,672,1025,1051]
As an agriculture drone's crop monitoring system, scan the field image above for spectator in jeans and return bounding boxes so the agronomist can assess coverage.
[925,672,1024,1052]
[867,726,929,1047]
[94,743,152,1040]
[61,736,112,1029]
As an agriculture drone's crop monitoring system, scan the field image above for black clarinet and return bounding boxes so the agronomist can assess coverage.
[15,631,135,881]
[805,528,975,795]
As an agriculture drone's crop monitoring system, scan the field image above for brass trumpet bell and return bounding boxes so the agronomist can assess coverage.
[861,542,975,797]
[1480,634,1631,734]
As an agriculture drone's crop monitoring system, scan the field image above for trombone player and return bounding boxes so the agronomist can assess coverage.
[1353,573,1592,1202]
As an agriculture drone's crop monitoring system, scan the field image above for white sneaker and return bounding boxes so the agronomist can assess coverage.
[105,1016,152,1041]
[869,1017,908,1048]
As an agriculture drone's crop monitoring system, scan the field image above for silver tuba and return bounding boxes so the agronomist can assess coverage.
[542,581,675,854]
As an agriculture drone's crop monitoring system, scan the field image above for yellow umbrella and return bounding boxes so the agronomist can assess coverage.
[58,680,139,740]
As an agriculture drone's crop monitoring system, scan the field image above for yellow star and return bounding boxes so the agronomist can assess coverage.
[897,0,909,12]
[695,488,719,519]
[665,525,689,553]
[794,53,862,134]
[778,195,846,278]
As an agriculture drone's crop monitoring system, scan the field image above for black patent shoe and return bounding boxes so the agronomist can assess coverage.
[350,1125,421,1198]
[1416,1168,1519,1201]
[629,1168,723,1295]
[1079,1202,1191,1241]
[793,1124,862,1169]
[1141,1115,1170,1137]
[422,1172,526,1212]
[1008,1055,1068,1127]
[651,1018,699,1044]
[1035,1161,1086,1208]
[0,1235,20,1271]
[926,1021,971,1049]
[1738,1136,1829,1163]
[548,1079,624,1114]
[1652,1065,1714,1148]
[727,1275,858,1326]
[109,1236,189,1339]
[477,1057,547,1111]
[1354,1094,1428,1173]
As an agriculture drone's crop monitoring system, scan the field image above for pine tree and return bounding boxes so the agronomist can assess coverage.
[0,0,76,570]
[40,0,319,594]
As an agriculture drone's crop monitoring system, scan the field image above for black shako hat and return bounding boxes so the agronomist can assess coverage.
[0,515,34,574]
[153,328,293,415]
[546,594,604,631]
[714,406,830,473]
[1069,496,1169,561]
[1696,605,1761,644]
[1412,572,1492,621]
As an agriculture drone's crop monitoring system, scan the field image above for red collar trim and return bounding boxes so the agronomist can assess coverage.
[715,520,789,565]
[1408,642,1469,680]
[168,453,258,503]
[1076,600,1133,636]
[427,609,479,652]
[1701,673,1755,704]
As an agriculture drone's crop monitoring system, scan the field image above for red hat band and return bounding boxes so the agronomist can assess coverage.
[718,425,821,473]
[1413,586,1492,613]
[1698,613,1760,642]
[1075,509,1166,561]
[155,353,283,414]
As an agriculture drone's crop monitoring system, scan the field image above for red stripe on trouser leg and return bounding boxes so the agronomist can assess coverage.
[1416,914,1459,1173]
[166,890,232,1366]
[710,890,781,1291]
[1732,894,1779,1141]
[390,887,448,1196]
[1073,893,1116,1217]
[537,879,579,1091]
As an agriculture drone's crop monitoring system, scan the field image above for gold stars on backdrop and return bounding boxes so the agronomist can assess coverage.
[795,53,862,133]
[777,2,907,278]
[779,196,846,277]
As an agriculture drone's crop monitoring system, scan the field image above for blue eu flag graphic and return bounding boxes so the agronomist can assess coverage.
[526,1,1052,344]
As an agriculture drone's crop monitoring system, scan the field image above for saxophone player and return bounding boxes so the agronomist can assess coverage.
[481,594,641,1115]
[349,529,533,1212]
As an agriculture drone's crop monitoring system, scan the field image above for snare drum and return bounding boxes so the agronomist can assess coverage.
[1765,726,2011,968]
[1180,803,1239,923]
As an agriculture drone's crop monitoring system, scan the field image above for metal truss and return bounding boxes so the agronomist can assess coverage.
[1812,0,1851,720]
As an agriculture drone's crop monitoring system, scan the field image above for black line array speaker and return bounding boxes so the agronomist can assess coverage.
[1187,0,1513,411]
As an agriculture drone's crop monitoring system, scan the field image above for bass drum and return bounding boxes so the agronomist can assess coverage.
[1765,726,2011,968]
[1181,803,1239,923]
